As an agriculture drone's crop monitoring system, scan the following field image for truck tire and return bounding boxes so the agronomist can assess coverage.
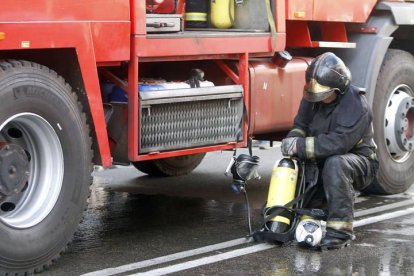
[366,49,414,194]
[133,153,206,176]
[0,60,92,274]
[132,159,161,176]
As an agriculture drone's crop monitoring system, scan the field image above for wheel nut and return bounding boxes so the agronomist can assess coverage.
[9,166,16,175]
[403,118,409,131]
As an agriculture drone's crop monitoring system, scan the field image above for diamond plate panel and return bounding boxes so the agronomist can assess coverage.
[140,98,243,153]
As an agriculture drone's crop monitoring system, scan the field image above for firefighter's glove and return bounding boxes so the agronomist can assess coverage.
[281,137,298,157]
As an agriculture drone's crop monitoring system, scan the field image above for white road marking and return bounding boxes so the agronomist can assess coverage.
[82,203,414,276]
[81,238,252,276]
[130,207,414,276]
[131,244,275,276]
[354,207,414,227]
[354,199,414,218]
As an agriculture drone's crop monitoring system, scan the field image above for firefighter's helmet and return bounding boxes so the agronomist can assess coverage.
[303,52,351,102]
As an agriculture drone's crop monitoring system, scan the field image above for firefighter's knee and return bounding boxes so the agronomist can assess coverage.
[322,155,348,181]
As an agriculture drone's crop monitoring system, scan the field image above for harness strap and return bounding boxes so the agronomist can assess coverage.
[265,0,277,52]
[262,182,316,225]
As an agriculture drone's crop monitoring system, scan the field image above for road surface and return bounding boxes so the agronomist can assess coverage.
[43,146,414,275]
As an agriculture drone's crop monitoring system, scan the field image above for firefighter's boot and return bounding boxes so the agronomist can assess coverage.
[320,228,352,250]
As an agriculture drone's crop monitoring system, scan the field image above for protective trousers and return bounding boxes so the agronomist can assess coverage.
[305,153,379,234]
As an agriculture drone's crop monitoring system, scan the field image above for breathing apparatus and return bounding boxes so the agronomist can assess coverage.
[264,158,298,233]
[226,147,327,247]
[254,158,327,247]
[210,0,235,29]
[295,218,323,247]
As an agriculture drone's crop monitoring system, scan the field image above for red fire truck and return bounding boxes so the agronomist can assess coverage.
[1,0,414,273]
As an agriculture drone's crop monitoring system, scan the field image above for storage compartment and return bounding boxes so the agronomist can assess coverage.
[145,0,273,34]
[139,85,244,153]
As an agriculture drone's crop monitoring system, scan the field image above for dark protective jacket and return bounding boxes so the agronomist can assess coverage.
[286,86,379,234]
[287,86,377,161]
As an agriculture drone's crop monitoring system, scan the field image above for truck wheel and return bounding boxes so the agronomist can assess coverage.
[132,159,161,176]
[0,60,92,274]
[367,50,414,194]
[133,153,206,176]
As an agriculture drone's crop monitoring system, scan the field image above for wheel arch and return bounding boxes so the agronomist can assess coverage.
[334,13,396,105]
[336,3,414,194]
[0,48,104,165]
[335,3,414,105]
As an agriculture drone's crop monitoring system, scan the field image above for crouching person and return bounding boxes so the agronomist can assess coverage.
[281,52,379,250]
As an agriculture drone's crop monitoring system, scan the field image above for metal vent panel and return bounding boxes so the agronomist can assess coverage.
[140,97,243,153]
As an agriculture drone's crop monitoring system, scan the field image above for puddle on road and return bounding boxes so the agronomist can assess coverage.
[218,237,414,276]
[70,183,255,254]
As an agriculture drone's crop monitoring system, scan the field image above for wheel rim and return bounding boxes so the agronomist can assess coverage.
[0,113,64,229]
[384,84,414,163]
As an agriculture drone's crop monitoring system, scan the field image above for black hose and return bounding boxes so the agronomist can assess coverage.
[298,161,306,209]
[242,186,252,235]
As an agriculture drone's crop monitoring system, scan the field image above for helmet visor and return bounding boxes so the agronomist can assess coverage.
[303,78,337,102]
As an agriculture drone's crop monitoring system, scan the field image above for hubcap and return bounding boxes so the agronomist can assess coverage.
[0,113,64,229]
[384,84,414,162]
[0,143,30,197]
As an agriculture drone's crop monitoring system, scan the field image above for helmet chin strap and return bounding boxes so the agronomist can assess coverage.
[339,84,352,95]
[338,89,345,95]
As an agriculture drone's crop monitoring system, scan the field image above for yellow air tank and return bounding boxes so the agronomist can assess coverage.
[210,0,234,29]
[265,158,298,233]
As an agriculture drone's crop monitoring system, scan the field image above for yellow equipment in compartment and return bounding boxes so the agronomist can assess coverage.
[210,0,234,29]
[266,158,298,229]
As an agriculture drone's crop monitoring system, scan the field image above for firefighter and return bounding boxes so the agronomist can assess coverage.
[281,52,379,250]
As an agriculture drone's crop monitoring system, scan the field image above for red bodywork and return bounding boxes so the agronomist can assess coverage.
[0,0,379,166]
[249,58,311,135]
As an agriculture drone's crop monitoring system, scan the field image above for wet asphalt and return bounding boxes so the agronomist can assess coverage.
[43,146,414,276]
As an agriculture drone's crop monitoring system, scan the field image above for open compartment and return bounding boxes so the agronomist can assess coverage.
[135,60,245,154]
[145,0,273,34]
[100,59,247,160]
